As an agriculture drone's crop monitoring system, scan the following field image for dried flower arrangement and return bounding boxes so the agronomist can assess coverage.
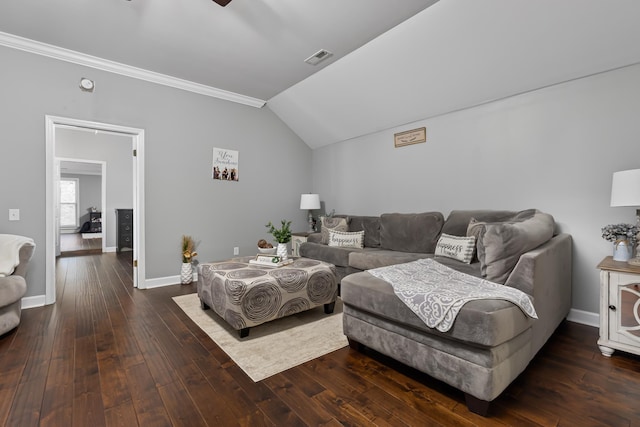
[182,235,198,263]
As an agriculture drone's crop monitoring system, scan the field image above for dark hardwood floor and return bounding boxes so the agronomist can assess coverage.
[59,233,102,257]
[2,253,640,426]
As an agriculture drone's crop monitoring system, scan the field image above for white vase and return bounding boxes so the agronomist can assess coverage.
[277,242,288,260]
[613,239,632,262]
[180,262,193,284]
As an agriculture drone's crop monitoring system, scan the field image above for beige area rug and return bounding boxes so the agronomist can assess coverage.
[172,293,348,382]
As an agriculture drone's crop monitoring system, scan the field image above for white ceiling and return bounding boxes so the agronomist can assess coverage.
[269,0,640,148]
[60,161,102,176]
[0,0,437,101]
[3,0,640,150]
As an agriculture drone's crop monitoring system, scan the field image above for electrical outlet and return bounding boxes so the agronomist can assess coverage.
[9,209,19,221]
[233,247,239,255]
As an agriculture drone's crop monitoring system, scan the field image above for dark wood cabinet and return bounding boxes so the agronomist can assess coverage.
[116,209,133,252]
[89,212,102,233]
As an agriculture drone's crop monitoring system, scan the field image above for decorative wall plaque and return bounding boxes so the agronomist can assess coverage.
[394,127,426,148]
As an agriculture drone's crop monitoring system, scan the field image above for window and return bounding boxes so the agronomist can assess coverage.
[59,178,79,228]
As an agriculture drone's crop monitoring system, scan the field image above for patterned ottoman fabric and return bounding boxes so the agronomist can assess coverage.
[197,257,338,333]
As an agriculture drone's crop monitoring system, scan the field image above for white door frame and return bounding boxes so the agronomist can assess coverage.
[45,115,146,305]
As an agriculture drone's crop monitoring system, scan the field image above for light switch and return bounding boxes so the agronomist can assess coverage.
[9,209,19,221]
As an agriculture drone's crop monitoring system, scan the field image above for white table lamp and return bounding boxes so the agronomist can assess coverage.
[611,169,640,266]
[300,194,321,232]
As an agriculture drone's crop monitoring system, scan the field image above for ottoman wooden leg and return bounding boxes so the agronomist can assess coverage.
[239,328,250,338]
[324,301,336,314]
[201,299,210,310]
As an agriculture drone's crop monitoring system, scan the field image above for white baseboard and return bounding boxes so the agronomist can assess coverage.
[143,273,198,289]
[567,308,599,328]
[104,246,117,253]
[21,295,46,309]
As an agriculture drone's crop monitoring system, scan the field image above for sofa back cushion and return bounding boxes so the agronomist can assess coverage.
[379,212,444,253]
[468,210,555,284]
[348,216,381,248]
[442,210,521,236]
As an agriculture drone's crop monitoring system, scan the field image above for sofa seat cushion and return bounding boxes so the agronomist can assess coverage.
[348,250,432,271]
[341,271,533,347]
[379,212,444,253]
[299,242,364,268]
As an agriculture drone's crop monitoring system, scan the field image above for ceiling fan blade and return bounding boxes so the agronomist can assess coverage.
[212,0,232,6]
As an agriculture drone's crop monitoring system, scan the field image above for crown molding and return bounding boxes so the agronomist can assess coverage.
[0,31,266,108]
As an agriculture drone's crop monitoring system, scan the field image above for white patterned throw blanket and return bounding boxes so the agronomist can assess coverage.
[368,258,537,332]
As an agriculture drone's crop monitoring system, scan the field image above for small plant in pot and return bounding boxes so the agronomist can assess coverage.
[266,220,292,260]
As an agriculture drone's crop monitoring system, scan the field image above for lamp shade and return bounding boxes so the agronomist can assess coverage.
[611,169,640,207]
[300,194,320,210]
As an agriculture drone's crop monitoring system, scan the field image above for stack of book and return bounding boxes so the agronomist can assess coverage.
[248,254,294,268]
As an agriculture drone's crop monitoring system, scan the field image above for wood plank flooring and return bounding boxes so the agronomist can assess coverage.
[59,233,102,257]
[2,252,640,426]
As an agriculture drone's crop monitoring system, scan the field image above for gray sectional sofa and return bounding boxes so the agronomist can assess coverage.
[299,210,572,415]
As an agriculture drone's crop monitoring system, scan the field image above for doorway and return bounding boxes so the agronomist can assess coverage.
[45,116,146,305]
[57,159,106,256]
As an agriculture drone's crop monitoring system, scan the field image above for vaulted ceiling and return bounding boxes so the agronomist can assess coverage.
[2,0,640,149]
[0,0,437,101]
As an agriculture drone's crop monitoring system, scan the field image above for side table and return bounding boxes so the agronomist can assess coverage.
[597,256,640,357]
[291,231,313,257]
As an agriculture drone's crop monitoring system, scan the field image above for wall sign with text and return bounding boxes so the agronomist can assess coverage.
[394,127,426,148]
[212,148,239,181]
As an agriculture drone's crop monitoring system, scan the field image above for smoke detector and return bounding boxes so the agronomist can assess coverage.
[304,49,333,66]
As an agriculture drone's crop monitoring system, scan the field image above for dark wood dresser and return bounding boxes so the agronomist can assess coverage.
[116,209,133,252]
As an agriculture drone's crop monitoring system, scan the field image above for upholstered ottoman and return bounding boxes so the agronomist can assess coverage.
[197,257,338,337]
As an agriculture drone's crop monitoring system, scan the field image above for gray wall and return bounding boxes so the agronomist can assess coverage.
[57,130,132,248]
[60,172,102,229]
[0,45,312,298]
[311,63,640,316]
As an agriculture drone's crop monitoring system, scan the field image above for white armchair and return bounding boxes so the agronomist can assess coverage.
[0,235,35,335]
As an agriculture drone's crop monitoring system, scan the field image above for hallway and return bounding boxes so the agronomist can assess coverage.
[59,233,102,257]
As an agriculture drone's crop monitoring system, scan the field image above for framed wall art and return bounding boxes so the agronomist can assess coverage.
[212,148,239,181]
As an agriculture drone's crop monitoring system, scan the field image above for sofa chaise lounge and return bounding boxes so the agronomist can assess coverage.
[300,210,572,415]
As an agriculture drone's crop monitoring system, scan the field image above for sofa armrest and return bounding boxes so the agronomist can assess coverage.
[12,243,35,278]
[505,233,572,352]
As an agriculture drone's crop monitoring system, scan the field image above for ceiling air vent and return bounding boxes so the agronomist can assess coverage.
[304,49,333,66]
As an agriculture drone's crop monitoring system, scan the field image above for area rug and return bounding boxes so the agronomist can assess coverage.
[172,293,348,382]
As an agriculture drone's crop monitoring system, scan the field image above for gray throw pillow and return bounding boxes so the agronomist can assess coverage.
[468,210,554,284]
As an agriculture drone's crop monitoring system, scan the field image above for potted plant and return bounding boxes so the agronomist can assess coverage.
[601,223,638,262]
[266,220,292,260]
[181,235,198,284]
